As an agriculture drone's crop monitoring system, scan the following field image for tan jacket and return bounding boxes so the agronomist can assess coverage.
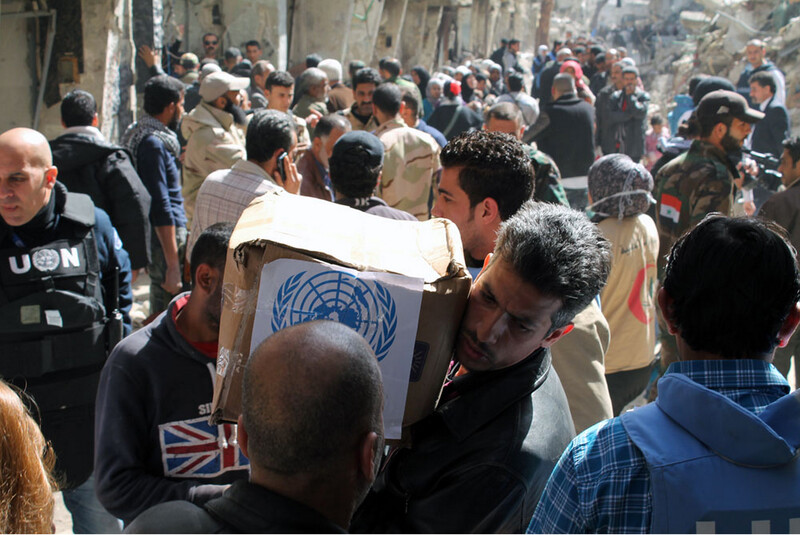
[374,117,440,220]
[342,104,378,132]
[181,102,246,223]
[550,300,614,433]
[598,214,659,374]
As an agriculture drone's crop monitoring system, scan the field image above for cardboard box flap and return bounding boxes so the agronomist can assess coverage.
[230,190,465,282]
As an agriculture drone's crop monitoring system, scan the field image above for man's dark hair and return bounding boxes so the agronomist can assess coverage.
[372,83,402,116]
[265,70,294,90]
[143,74,184,115]
[509,38,520,45]
[553,39,563,48]
[783,137,800,166]
[441,131,534,220]
[595,53,606,65]
[61,89,96,127]
[494,201,611,330]
[507,72,524,92]
[574,46,586,55]
[486,101,523,126]
[349,60,366,82]
[353,67,382,89]
[590,45,605,56]
[305,53,322,68]
[224,47,242,61]
[312,114,350,141]
[401,91,419,117]
[190,222,235,285]
[242,321,383,473]
[245,40,261,50]
[664,215,800,358]
[329,155,382,198]
[245,109,294,163]
[379,57,401,78]
[749,71,776,94]
[687,74,709,98]
[698,112,731,138]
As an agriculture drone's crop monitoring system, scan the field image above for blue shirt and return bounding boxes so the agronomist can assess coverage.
[137,135,187,228]
[416,119,447,148]
[527,359,790,534]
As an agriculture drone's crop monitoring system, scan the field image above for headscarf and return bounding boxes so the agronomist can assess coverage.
[587,154,655,219]
[411,66,431,98]
[426,77,446,109]
[560,60,587,90]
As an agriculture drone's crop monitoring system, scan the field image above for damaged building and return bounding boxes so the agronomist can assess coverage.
[0,0,797,142]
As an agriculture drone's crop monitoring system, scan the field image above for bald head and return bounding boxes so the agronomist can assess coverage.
[0,128,53,168]
[0,128,57,227]
[242,321,383,475]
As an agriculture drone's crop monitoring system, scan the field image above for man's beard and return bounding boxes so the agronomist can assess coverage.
[720,129,743,153]
[167,109,180,132]
[224,97,248,125]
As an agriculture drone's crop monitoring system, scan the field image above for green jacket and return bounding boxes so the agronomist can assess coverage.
[524,144,570,207]
[654,139,736,274]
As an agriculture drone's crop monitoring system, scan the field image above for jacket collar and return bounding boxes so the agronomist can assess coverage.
[374,116,407,136]
[191,101,235,130]
[436,348,552,442]
[690,139,739,176]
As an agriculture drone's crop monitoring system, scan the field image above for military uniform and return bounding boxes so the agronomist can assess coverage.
[654,140,736,274]
[654,139,736,369]
[524,144,570,207]
[292,94,328,139]
[341,104,378,132]
[292,113,311,156]
[375,117,441,220]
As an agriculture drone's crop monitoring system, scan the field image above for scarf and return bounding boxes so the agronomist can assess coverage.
[121,114,181,165]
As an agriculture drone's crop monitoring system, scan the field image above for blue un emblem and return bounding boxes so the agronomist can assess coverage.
[271,270,398,361]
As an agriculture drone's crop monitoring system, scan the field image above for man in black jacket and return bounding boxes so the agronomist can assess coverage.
[51,89,151,270]
[352,200,611,533]
[608,66,650,163]
[534,74,596,179]
[749,71,790,159]
[126,321,385,533]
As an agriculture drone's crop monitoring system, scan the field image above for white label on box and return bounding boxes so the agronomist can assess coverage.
[252,258,424,439]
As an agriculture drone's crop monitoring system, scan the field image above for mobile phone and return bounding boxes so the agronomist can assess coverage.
[277,152,288,182]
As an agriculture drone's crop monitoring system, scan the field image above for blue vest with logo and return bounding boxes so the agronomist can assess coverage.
[621,372,800,534]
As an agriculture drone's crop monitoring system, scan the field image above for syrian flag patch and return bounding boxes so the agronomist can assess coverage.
[660,193,682,224]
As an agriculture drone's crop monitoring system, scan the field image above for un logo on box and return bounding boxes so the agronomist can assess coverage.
[272,270,398,361]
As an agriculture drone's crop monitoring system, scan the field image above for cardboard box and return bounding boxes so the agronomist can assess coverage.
[210,190,470,439]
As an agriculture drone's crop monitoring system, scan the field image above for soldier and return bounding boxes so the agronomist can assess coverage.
[654,90,763,366]
[484,102,570,207]
[372,83,440,220]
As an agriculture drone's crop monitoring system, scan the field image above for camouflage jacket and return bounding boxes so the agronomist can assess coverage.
[375,117,441,220]
[341,104,378,132]
[524,144,570,207]
[654,139,736,273]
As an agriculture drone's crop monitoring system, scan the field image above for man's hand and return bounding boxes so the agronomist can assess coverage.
[305,109,323,129]
[138,45,160,68]
[744,200,756,216]
[274,154,302,194]
[162,263,183,295]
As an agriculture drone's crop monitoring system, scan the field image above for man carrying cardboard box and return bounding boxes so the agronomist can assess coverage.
[95,223,249,526]
[352,198,611,533]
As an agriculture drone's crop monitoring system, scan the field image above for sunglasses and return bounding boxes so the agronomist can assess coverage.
[204,40,218,45]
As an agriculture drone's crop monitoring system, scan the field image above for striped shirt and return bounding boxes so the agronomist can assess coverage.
[527,359,790,534]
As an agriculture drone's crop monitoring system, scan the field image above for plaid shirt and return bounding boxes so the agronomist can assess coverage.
[527,360,790,534]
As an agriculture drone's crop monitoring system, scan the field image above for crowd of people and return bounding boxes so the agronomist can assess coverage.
[0,25,798,535]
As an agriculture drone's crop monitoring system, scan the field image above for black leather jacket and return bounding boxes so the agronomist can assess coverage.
[352,348,575,533]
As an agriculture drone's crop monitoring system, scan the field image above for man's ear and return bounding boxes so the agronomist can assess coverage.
[92,114,99,127]
[777,302,800,348]
[477,197,500,225]
[44,166,58,189]
[194,263,220,293]
[237,414,250,459]
[357,431,381,482]
[398,101,406,116]
[657,287,679,335]
[541,323,575,348]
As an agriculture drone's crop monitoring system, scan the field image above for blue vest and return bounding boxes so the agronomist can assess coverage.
[621,372,800,534]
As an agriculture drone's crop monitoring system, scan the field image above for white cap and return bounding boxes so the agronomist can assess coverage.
[199,71,250,101]
[317,59,343,82]
[198,63,222,81]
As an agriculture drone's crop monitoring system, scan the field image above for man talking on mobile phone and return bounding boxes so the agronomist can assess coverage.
[186,109,301,259]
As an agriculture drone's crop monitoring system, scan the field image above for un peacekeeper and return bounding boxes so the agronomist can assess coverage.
[0,127,132,532]
[654,90,762,367]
